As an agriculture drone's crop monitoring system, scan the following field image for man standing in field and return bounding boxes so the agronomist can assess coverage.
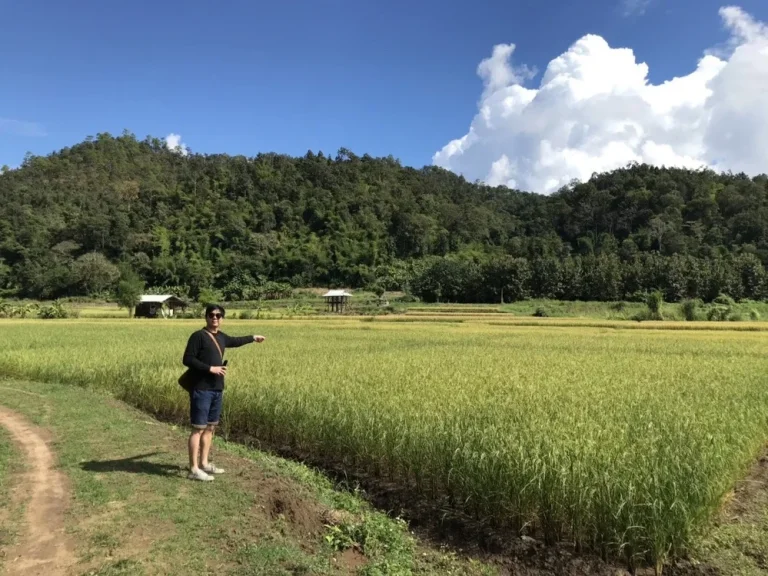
[182,303,265,481]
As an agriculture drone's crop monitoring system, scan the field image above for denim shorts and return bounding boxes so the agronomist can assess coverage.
[189,389,223,429]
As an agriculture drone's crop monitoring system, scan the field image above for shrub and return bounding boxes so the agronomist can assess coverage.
[367,281,387,299]
[239,310,254,320]
[707,294,735,322]
[38,301,70,319]
[707,306,729,322]
[356,304,383,316]
[285,303,315,317]
[394,293,419,304]
[632,309,650,322]
[627,290,648,303]
[749,309,761,321]
[251,281,294,301]
[713,293,736,307]
[680,299,701,322]
[533,306,549,318]
[645,291,664,321]
[17,303,39,319]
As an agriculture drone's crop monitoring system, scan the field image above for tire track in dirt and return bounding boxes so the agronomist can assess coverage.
[0,405,75,575]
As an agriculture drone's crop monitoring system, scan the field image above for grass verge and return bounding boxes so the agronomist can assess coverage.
[684,453,768,576]
[0,379,495,576]
[0,425,22,570]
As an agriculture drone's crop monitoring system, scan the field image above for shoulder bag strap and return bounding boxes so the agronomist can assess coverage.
[203,330,225,364]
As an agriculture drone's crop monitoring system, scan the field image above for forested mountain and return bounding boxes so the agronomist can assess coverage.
[1,131,767,303]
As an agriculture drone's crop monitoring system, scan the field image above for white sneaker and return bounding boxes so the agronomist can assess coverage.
[188,468,214,482]
[202,463,225,475]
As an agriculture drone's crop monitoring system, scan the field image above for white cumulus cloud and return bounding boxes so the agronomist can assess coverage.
[165,133,189,156]
[433,6,768,194]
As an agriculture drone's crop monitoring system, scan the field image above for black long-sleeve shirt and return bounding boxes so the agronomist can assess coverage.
[182,329,254,390]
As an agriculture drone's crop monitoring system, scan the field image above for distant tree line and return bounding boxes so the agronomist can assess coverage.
[0,131,766,303]
[408,252,767,303]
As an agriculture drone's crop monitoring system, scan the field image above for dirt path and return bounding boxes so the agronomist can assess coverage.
[0,405,75,575]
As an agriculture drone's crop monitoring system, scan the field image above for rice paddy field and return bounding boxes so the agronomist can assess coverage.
[1,317,767,571]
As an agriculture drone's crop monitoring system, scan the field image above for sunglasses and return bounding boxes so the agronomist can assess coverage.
[208,313,223,319]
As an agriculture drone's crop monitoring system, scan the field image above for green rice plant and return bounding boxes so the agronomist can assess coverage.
[0,319,766,571]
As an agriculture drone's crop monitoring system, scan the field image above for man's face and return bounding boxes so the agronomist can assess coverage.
[206,309,223,331]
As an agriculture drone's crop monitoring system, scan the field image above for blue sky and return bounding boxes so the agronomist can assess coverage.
[1,0,767,174]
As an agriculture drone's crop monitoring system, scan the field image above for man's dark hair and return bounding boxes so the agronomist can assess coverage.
[205,304,226,318]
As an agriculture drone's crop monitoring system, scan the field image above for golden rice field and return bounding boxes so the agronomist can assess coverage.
[1,318,767,570]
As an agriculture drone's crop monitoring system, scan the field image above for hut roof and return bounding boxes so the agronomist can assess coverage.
[139,295,186,305]
[322,290,352,298]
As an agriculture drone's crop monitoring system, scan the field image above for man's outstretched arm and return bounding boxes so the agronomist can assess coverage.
[223,334,266,348]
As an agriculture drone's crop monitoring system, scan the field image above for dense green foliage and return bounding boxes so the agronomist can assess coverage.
[1,131,766,301]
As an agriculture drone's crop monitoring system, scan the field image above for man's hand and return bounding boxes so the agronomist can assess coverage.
[209,366,227,376]
[253,335,266,343]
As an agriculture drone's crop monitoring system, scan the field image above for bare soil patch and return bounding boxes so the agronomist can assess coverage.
[203,448,328,542]
[335,547,368,573]
[0,405,75,576]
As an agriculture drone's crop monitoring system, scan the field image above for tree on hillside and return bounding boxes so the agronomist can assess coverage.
[72,253,120,296]
[481,256,531,303]
[197,287,223,306]
[115,268,145,317]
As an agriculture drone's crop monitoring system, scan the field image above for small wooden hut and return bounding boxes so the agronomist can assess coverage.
[322,290,352,313]
[134,295,187,318]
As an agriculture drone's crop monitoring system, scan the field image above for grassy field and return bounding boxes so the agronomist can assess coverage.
[0,319,767,572]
